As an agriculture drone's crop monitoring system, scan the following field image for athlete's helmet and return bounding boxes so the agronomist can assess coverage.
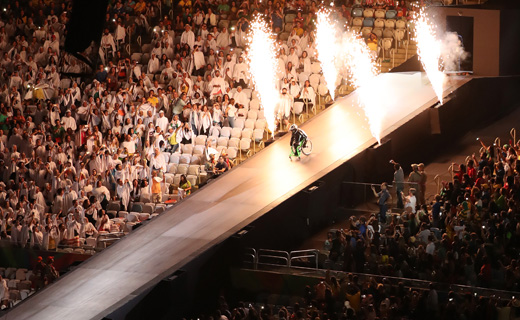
[289,124,298,132]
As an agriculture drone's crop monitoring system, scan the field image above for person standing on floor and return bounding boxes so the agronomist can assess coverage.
[390,160,404,209]
[371,182,391,224]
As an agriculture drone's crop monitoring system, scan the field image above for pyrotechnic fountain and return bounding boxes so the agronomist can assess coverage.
[247,16,281,135]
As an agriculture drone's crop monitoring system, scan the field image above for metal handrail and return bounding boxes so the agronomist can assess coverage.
[290,249,319,269]
[257,249,290,268]
[244,264,519,300]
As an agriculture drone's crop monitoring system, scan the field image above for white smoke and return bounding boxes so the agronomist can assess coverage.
[440,32,469,72]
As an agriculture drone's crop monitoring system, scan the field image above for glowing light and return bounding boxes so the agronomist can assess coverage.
[315,9,384,143]
[247,16,280,135]
[315,10,339,101]
[413,9,446,104]
[339,32,382,143]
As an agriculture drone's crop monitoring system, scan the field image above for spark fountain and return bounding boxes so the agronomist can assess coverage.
[340,32,382,143]
[413,9,446,104]
[316,9,383,143]
[247,16,280,135]
[316,10,340,101]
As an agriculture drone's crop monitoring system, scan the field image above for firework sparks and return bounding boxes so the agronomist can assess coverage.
[247,16,280,135]
[340,32,382,143]
[414,9,446,104]
[316,10,339,101]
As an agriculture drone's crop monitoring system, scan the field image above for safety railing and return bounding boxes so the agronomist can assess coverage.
[243,248,257,269]
[242,263,519,301]
[289,249,319,269]
[257,249,290,268]
[245,248,320,270]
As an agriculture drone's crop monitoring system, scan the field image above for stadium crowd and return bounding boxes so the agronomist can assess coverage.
[323,138,520,294]
[0,0,416,252]
[200,274,520,320]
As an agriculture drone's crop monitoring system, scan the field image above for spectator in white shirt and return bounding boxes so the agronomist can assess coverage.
[180,25,195,50]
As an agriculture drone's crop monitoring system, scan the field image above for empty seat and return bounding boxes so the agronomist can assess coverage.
[239,138,252,153]
[385,19,396,29]
[168,163,178,174]
[242,88,253,99]
[374,18,385,29]
[361,27,373,38]
[363,8,375,18]
[352,7,363,17]
[255,119,267,130]
[234,118,245,129]
[231,127,242,138]
[130,203,143,213]
[188,165,200,176]
[164,173,174,184]
[169,154,180,164]
[8,279,20,289]
[372,28,383,39]
[396,19,406,29]
[139,213,151,221]
[374,9,386,19]
[194,135,207,146]
[190,155,201,164]
[193,145,205,155]
[242,128,253,140]
[253,128,264,143]
[228,137,240,148]
[181,144,193,155]
[143,203,155,214]
[5,268,15,279]
[107,202,120,212]
[154,206,166,214]
[217,136,229,147]
[363,18,374,28]
[394,29,406,43]
[247,110,258,120]
[249,99,260,110]
[15,269,26,281]
[220,126,231,138]
[385,10,397,19]
[177,164,189,175]
[383,29,394,39]
[179,154,191,164]
[210,126,220,137]
[244,119,255,129]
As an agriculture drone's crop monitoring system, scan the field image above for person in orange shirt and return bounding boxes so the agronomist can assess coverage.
[151,171,162,203]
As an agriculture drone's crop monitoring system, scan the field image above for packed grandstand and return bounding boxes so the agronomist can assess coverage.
[0,0,519,319]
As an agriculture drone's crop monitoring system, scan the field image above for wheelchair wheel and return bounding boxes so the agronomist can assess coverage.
[301,139,312,156]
